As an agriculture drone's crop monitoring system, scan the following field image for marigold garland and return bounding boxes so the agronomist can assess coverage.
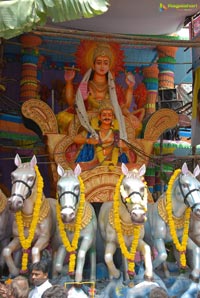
[113,174,141,275]
[166,168,191,268]
[56,176,85,275]
[15,165,43,271]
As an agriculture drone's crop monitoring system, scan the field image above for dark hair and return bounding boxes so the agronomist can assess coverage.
[41,285,68,298]
[30,260,49,274]
[10,275,29,298]
[149,287,169,298]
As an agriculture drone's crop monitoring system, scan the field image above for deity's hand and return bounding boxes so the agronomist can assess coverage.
[87,138,99,145]
[64,69,76,82]
[125,72,135,88]
[118,140,129,151]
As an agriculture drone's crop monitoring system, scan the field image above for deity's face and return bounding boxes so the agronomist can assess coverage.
[93,56,110,75]
[99,109,114,126]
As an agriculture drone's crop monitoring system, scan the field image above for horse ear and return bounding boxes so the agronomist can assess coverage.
[121,163,129,176]
[30,155,37,168]
[193,164,200,177]
[57,164,65,177]
[74,164,82,177]
[182,162,189,175]
[138,164,146,177]
[14,154,21,167]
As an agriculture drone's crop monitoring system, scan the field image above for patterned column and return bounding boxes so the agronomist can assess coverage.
[157,46,178,89]
[142,64,159,116]
[20,34,42,102]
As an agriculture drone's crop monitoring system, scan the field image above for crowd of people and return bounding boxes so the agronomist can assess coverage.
[0,260,86,298]
[0,259,174,298]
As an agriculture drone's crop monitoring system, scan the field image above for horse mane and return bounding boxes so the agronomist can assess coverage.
[63,169,74,177]
[126,169,143,180]
[17,162,34,169]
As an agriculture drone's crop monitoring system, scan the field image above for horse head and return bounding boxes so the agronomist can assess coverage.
[120,163,148,224]
[174,162,200,218]
[8,154,37,212]
[57,163,82,223]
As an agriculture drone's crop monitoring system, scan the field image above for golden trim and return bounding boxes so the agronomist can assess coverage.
[64,202,93,232]
[22,197,50,228]
[157,196,186,229]
[109,207,136,236]
[0,194,7,213]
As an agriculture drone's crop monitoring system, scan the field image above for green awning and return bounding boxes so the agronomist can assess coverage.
[0,0,109,39]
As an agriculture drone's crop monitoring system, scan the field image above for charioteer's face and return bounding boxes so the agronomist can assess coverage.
[93,56,110,75]
[100,109,114,125]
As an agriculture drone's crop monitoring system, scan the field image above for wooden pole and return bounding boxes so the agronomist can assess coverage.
[32,27,200,48]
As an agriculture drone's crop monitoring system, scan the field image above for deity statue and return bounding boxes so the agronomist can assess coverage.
[56,42,144,139]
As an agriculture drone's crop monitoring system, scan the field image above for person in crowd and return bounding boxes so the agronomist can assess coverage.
[41,285,68,298]
[149,287,169,298]
[10,276,29,298]
[28,261,52,298]
[0,275,29,298]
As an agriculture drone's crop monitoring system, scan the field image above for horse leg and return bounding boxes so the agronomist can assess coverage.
[75,236,96,282]
[55,245,66,274]
[187,237,200,282]
[2,238,21,277]
[0,238,11,276]
[153,238,169,277]
[31,234,51,263]
[104,242,120,279]
[121,256,130,282]
[138,239,153,281]
[89,243,96,282]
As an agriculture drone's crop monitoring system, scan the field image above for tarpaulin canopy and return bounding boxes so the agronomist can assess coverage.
[0,0,109,39]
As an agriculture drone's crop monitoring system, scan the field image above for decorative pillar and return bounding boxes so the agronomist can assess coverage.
[142,64,159,116]
[157,46,178,89]
[20,34,42,102]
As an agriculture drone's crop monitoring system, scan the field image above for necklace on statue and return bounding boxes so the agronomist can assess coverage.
[90,80,108,92]
[99,129,113,142]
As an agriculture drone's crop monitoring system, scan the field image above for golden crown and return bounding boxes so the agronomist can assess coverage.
[93,43,112,62]
[98,99,114,113]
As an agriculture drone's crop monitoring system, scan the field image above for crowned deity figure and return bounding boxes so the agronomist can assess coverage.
[56,42,144,140]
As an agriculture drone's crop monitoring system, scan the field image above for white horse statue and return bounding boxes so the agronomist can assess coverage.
[0,189,14,276]
[53,163,97,282]
[145,162,200,281]
[98,163,153,282]
[3,154,56,276]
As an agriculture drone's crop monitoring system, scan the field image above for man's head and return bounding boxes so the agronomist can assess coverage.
[41,285,68,298]
[99,108,114,126]
[149,287,169,298]
[29,261,49,287]
[9,276,29,298]
[98,100,115,127]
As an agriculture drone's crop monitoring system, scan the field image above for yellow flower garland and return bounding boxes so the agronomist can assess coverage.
[113,174,141,275]
[15,165,43,271]
[166,168,191,268]
[56,176,85,275]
